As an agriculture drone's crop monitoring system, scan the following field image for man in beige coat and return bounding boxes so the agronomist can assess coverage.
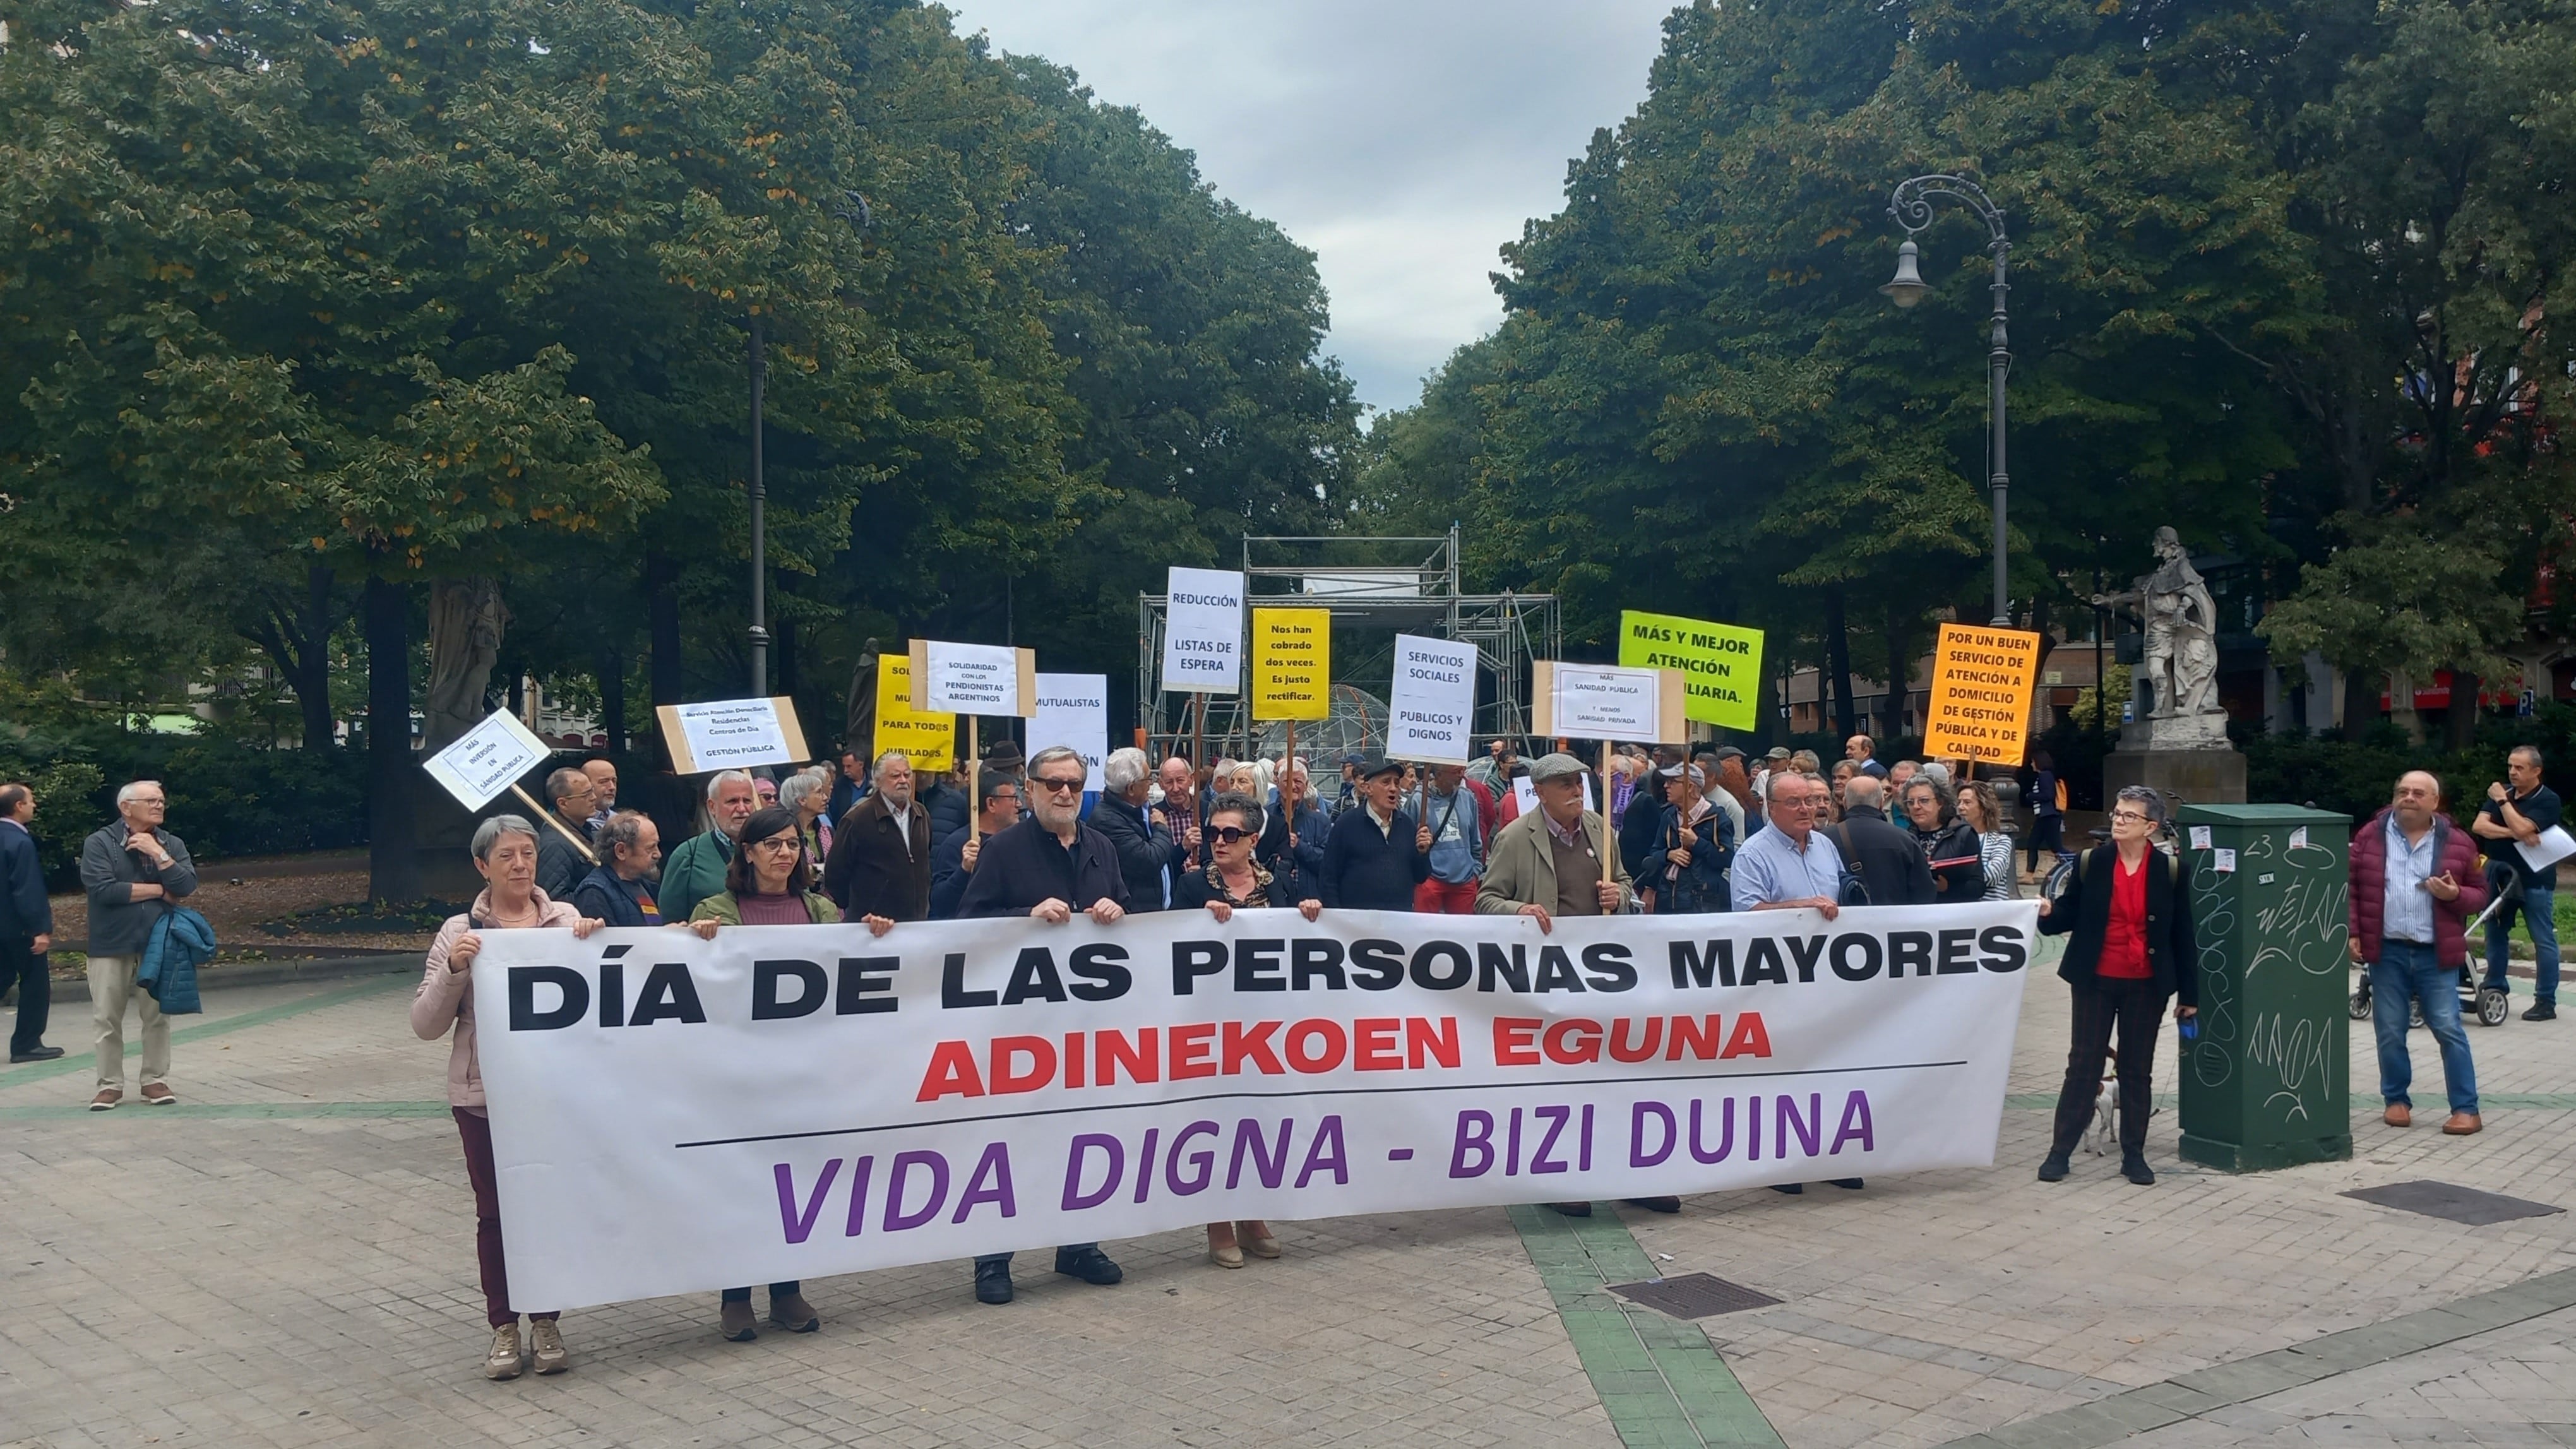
[1475,753,1635,927]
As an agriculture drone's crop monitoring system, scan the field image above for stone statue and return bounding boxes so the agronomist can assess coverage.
[424,578,510,753]
[2094,527,2225,747]
[844,636,881,754]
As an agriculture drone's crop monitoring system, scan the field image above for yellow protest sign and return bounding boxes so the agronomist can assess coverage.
[873,655,955,772]
[1251,608,1332,721]
[1616,610,1764,732]
[1923,623,2044,764]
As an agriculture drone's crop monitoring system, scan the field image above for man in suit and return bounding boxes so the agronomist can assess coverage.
[1,784,61,1063]
[953,746,1128,1305]
[822,751,932,922]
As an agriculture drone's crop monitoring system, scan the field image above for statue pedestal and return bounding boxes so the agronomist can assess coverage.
[2106,713,2245,806]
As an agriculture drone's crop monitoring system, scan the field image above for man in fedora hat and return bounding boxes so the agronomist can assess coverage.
[1318,758,1432,910]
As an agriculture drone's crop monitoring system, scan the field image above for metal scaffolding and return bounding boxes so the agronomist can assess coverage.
[1136,529,1560,762]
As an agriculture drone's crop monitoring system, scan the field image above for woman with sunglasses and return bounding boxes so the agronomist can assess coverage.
[2034,785,2199,1186]
[1173,792,1322,1268]
[686,805,889,1340]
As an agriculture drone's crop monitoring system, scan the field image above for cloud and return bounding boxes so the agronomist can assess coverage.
[940,0,1677,410]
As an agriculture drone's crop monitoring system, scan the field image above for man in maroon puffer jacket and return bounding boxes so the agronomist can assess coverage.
[2349,770,2488,1135]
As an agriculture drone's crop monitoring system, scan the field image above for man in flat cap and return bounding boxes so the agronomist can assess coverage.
[1318,758,1433,910]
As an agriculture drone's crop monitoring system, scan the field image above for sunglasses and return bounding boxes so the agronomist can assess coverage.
[1031,776,1084,796]
[1208,825,1253,845]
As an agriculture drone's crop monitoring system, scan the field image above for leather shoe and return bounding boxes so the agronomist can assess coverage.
[8,1046,64,1063]
[768,1291,819,1332]
[1544,1201,1592,1217]
[2384,1102,2412,1127]
[973,1261,1013,1304]
[1827,1178,1864,1190]
[2121,1154,2156,1185]
[1054,1246,1123,1285]
[2037,1154,2070,1183]
[719,1300,757,1341]
[1624,1196,1681,1213]
[1768,1183,1803,1195]
[2443,1112,2483,1136]
[2524,1003,2556,1022]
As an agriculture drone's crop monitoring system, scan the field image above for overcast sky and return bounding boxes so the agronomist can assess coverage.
[941,0,1680,414]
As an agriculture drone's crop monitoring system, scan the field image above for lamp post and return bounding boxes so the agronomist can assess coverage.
[1882,174,2012,628]
[747,315,769,697]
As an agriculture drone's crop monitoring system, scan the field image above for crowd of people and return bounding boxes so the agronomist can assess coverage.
[3,732,2559,1383]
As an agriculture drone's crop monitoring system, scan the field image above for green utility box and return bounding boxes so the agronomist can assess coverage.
[2174,803,2354,1171]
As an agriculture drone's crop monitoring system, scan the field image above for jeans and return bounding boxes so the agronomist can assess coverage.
[2372,942,2478,1116]
[2482,880,2559,1004]
[2024,815,2066,873]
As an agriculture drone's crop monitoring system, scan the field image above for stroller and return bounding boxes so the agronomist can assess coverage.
[2346,863,2515,1029]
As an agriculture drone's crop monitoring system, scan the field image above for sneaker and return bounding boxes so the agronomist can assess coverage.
[527,1319,568,1374]
[2121,1154,2156,1186]
[484,1322,524,1380]
[1768,1183,1803,1195]
[719,1300,757,1341]
[8,1045,64,1063]
[2524,1003,2556,1022]
[141,1082,177,1106]
[974,1260,1014,1304]
[88,1088,120,1111]
[2037,1154,2070,1182]
[1827,1178,1864,1190]
[1053,1246,1123,1285]
[768,1292,819,1333]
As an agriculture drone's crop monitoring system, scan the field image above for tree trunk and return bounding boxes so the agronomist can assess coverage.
[1825,592,1857,740]
[296,563,338,749]
[647,551,684,770]
[364,568,421,902]
[1753,665,1780,750]
[2445,667,2481,751]
[2344,667,2382,741]
[600,641,628,756]
[1881,616,1907,743]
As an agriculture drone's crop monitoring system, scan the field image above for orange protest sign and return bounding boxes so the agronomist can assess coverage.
[1921,623,2044,765]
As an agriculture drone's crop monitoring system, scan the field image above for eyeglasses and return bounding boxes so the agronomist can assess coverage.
[1032,776,1084,796]
[2110,810,2152,825]
[750,835,802,854]
[1208,825,1252,845]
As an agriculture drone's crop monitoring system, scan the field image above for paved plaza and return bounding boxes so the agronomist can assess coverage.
[7,952,2576,1449]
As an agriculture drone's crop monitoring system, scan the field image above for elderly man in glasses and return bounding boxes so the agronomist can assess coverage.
[952,744,1130,1306]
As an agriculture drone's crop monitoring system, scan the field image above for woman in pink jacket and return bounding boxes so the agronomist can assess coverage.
[414,816,602,1381]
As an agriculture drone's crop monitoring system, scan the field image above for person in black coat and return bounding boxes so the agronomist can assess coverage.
[1318,759,1431,910]
[1090,748,1181,913]
[2036,785,2200,1186]
[950,746,1128,1306]
[823,754,933,922]
[1619,770,1672,910]
[1897,776,1987,905]
[1820,777,1935,907]
[0,783,59,1061]
[928,774,1023,920]
[534,767,600,902]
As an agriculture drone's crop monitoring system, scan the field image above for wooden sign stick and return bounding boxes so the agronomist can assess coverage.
[967,715,982,844]
[1598,741,1616,905]
[509,784,599,866]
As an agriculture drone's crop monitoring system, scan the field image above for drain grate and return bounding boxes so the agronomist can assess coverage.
[1607,1272,1783,1320]
[2342,1179,2563,1226]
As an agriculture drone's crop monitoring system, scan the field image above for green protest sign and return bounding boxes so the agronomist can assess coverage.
[1616,610,1764,732]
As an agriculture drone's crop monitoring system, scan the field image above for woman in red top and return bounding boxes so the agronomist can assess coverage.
[2036,786,2199,1185]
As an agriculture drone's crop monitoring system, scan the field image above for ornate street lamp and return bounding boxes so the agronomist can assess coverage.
[1883,174,2012,628]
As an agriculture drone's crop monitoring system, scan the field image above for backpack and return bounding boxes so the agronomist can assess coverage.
[1818,825,1873,907]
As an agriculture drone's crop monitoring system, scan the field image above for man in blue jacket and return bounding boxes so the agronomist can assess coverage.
[1319,759,1432,910]
[1,783,61,1062]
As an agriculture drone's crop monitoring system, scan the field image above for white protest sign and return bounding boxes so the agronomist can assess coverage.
[910,640,1037,718]
[1027,672,1109,793]
[1513,773,1594,818]
[1532,662,1686,746]
[660,698,796,773]
[2517,826,2576,875]
[1161,566,1246,694]
[1387,634,1477,762]
[472,900,2037,1309]
[422,708,552,810]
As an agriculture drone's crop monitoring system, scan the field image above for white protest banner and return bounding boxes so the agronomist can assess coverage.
[472,901,2036,1309]
[655,696,808,774]
[1533,662,1686,745]
[1387,634,1477,762]
[909,640,1038,719]
[1161,566,1246,694]
[1027,672,1109,793]
[422,708,552,810]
